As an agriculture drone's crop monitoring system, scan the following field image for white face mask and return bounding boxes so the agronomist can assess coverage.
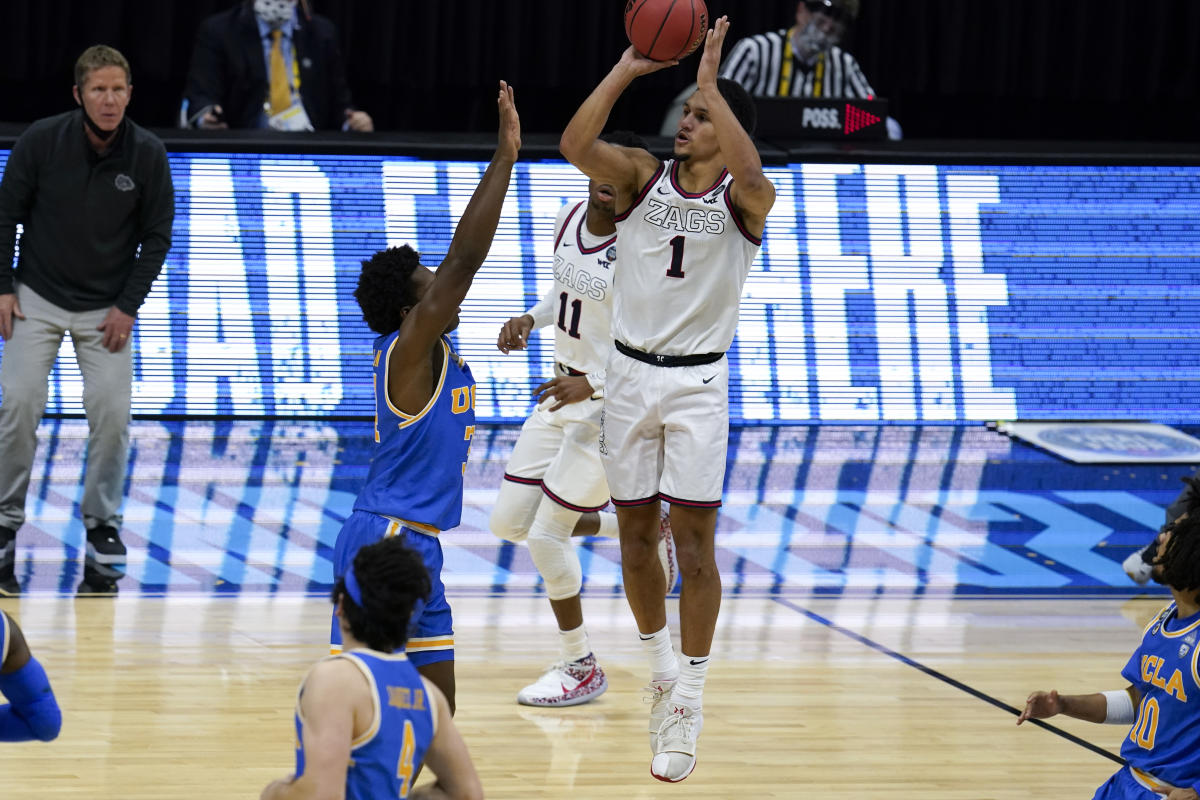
[254,0,296,29]
[793,21,836,61]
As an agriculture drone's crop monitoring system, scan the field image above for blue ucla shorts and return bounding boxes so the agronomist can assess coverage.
[329,509,453,667]
[1092,766,1166,800]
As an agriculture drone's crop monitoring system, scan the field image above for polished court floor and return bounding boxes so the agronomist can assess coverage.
[0,421,1193,798]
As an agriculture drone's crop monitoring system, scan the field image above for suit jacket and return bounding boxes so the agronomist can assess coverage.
[183,3,356,130]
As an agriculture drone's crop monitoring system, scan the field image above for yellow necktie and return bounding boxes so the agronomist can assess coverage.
[268,30,290,115]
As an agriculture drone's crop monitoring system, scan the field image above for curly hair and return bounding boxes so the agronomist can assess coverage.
[1159,477,1200,593]
[333,536,432,652]
[717,77,757,136]
[354,245,423,335]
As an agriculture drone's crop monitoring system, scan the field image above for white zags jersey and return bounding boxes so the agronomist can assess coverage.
[529,202,616,375]
[612,160,762,355]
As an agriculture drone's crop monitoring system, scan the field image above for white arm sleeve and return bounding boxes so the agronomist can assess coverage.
[1102,689,1136,725]
[525,284,556,330]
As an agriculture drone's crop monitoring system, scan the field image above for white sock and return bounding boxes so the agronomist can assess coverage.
[673,653,708,708]
[638,625,678,681]
[559,624,590,663]
[595,511,619,539]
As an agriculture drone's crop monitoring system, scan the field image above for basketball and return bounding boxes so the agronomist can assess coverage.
[624,0,708,62]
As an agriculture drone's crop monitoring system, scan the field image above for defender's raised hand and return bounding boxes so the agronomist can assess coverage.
[497,80,521,162]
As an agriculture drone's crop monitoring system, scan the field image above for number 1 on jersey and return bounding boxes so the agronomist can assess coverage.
[666,235,686,278]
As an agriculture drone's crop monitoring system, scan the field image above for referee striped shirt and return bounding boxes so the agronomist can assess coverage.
[720,28,875,99]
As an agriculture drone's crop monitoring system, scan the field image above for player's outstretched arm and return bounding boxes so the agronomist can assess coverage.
[1015,686,1139,726]
[696,17,775,227]
[559,49,667,192]
[398,81,521,358]
[260,660,359,800]
[410,678,483,800]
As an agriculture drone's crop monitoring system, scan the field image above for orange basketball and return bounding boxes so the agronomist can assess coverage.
[624,0,708,62]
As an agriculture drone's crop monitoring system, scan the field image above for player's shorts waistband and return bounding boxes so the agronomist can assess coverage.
[1129,766,1172,793]
[614,340,724,368]
[556,362,587,377]
[382,516,440,537]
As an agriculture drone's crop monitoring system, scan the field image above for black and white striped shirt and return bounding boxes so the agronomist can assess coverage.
[720,28,875,99]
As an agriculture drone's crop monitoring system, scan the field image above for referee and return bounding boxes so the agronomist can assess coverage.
[658,0,879,135]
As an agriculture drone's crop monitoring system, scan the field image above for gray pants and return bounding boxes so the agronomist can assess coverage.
[0,284,132,530]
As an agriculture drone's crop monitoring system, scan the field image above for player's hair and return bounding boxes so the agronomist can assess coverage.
[74,45,131,88]
[354,245,423,335]
[717,77,757,136]
[1159,476,1200,592]
[333,536,432,652]
[601,129,650,151]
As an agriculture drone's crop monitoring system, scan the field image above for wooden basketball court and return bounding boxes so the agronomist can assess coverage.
[0,591,1158,798]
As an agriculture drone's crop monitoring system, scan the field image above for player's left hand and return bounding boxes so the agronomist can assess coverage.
[497,314,534,353]
[1164,788,1199,799]
[533,375,594,412]
[696,15,730,89]
[97,306,136,353]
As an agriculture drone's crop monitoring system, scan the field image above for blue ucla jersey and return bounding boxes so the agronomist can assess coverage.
[1118,602,1200,788]
[354,333,476,531]
[294,651,437,800]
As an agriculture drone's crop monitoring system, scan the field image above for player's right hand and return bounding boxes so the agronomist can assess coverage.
[497,314,534,353]
[1016,689,1063,724]
[618,46,679,76]
[496,81,521,162]
[0,293,25,340]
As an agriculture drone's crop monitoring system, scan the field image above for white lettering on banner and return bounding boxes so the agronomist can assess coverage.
[185,158,264,414]
[864,165,956,420]
[260,161,342,411]
[802,163,880,420]
[739,168,810,420]
[945,175,1016,419]
[382,161,439,251]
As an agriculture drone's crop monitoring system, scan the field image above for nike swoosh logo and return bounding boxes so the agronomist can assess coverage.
[639,634,655,641]
[701,375,716,384]
[688,658,708,666]
[656,186,670,194]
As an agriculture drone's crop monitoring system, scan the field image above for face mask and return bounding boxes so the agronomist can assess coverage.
[793,21,836,61]
[254,0,296,29]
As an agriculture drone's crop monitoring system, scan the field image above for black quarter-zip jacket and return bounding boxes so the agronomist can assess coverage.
[0,109,174,316]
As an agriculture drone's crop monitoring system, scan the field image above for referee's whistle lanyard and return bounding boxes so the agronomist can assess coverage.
[780,27,825,97]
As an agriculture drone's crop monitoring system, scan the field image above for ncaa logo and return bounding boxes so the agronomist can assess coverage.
[606,246,617,262]
[1037,426,1200,458]
[114,174,135,192]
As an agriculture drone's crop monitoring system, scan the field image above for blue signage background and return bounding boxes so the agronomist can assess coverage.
[2,151,1197,423]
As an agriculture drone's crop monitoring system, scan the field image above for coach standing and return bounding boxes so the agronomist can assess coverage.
[0,45,174,596]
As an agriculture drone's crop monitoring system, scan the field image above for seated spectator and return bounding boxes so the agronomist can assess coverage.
[182,0,372,132]
[660,1,898,138]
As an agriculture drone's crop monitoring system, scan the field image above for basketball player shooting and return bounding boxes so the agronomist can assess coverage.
[559,15,775,783]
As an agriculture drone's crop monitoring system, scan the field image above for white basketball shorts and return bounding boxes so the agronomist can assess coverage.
[503,390,610,512]
[600,348,729,507]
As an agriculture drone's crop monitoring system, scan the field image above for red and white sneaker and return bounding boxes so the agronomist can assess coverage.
[658,508,679,595]
[516,653,607,707]
[644,677,676,751]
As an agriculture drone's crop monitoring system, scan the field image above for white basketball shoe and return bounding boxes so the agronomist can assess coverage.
[516,653,607,707]
[651,702,703,782]
[658,508,679,595]
[644,677,677,751]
